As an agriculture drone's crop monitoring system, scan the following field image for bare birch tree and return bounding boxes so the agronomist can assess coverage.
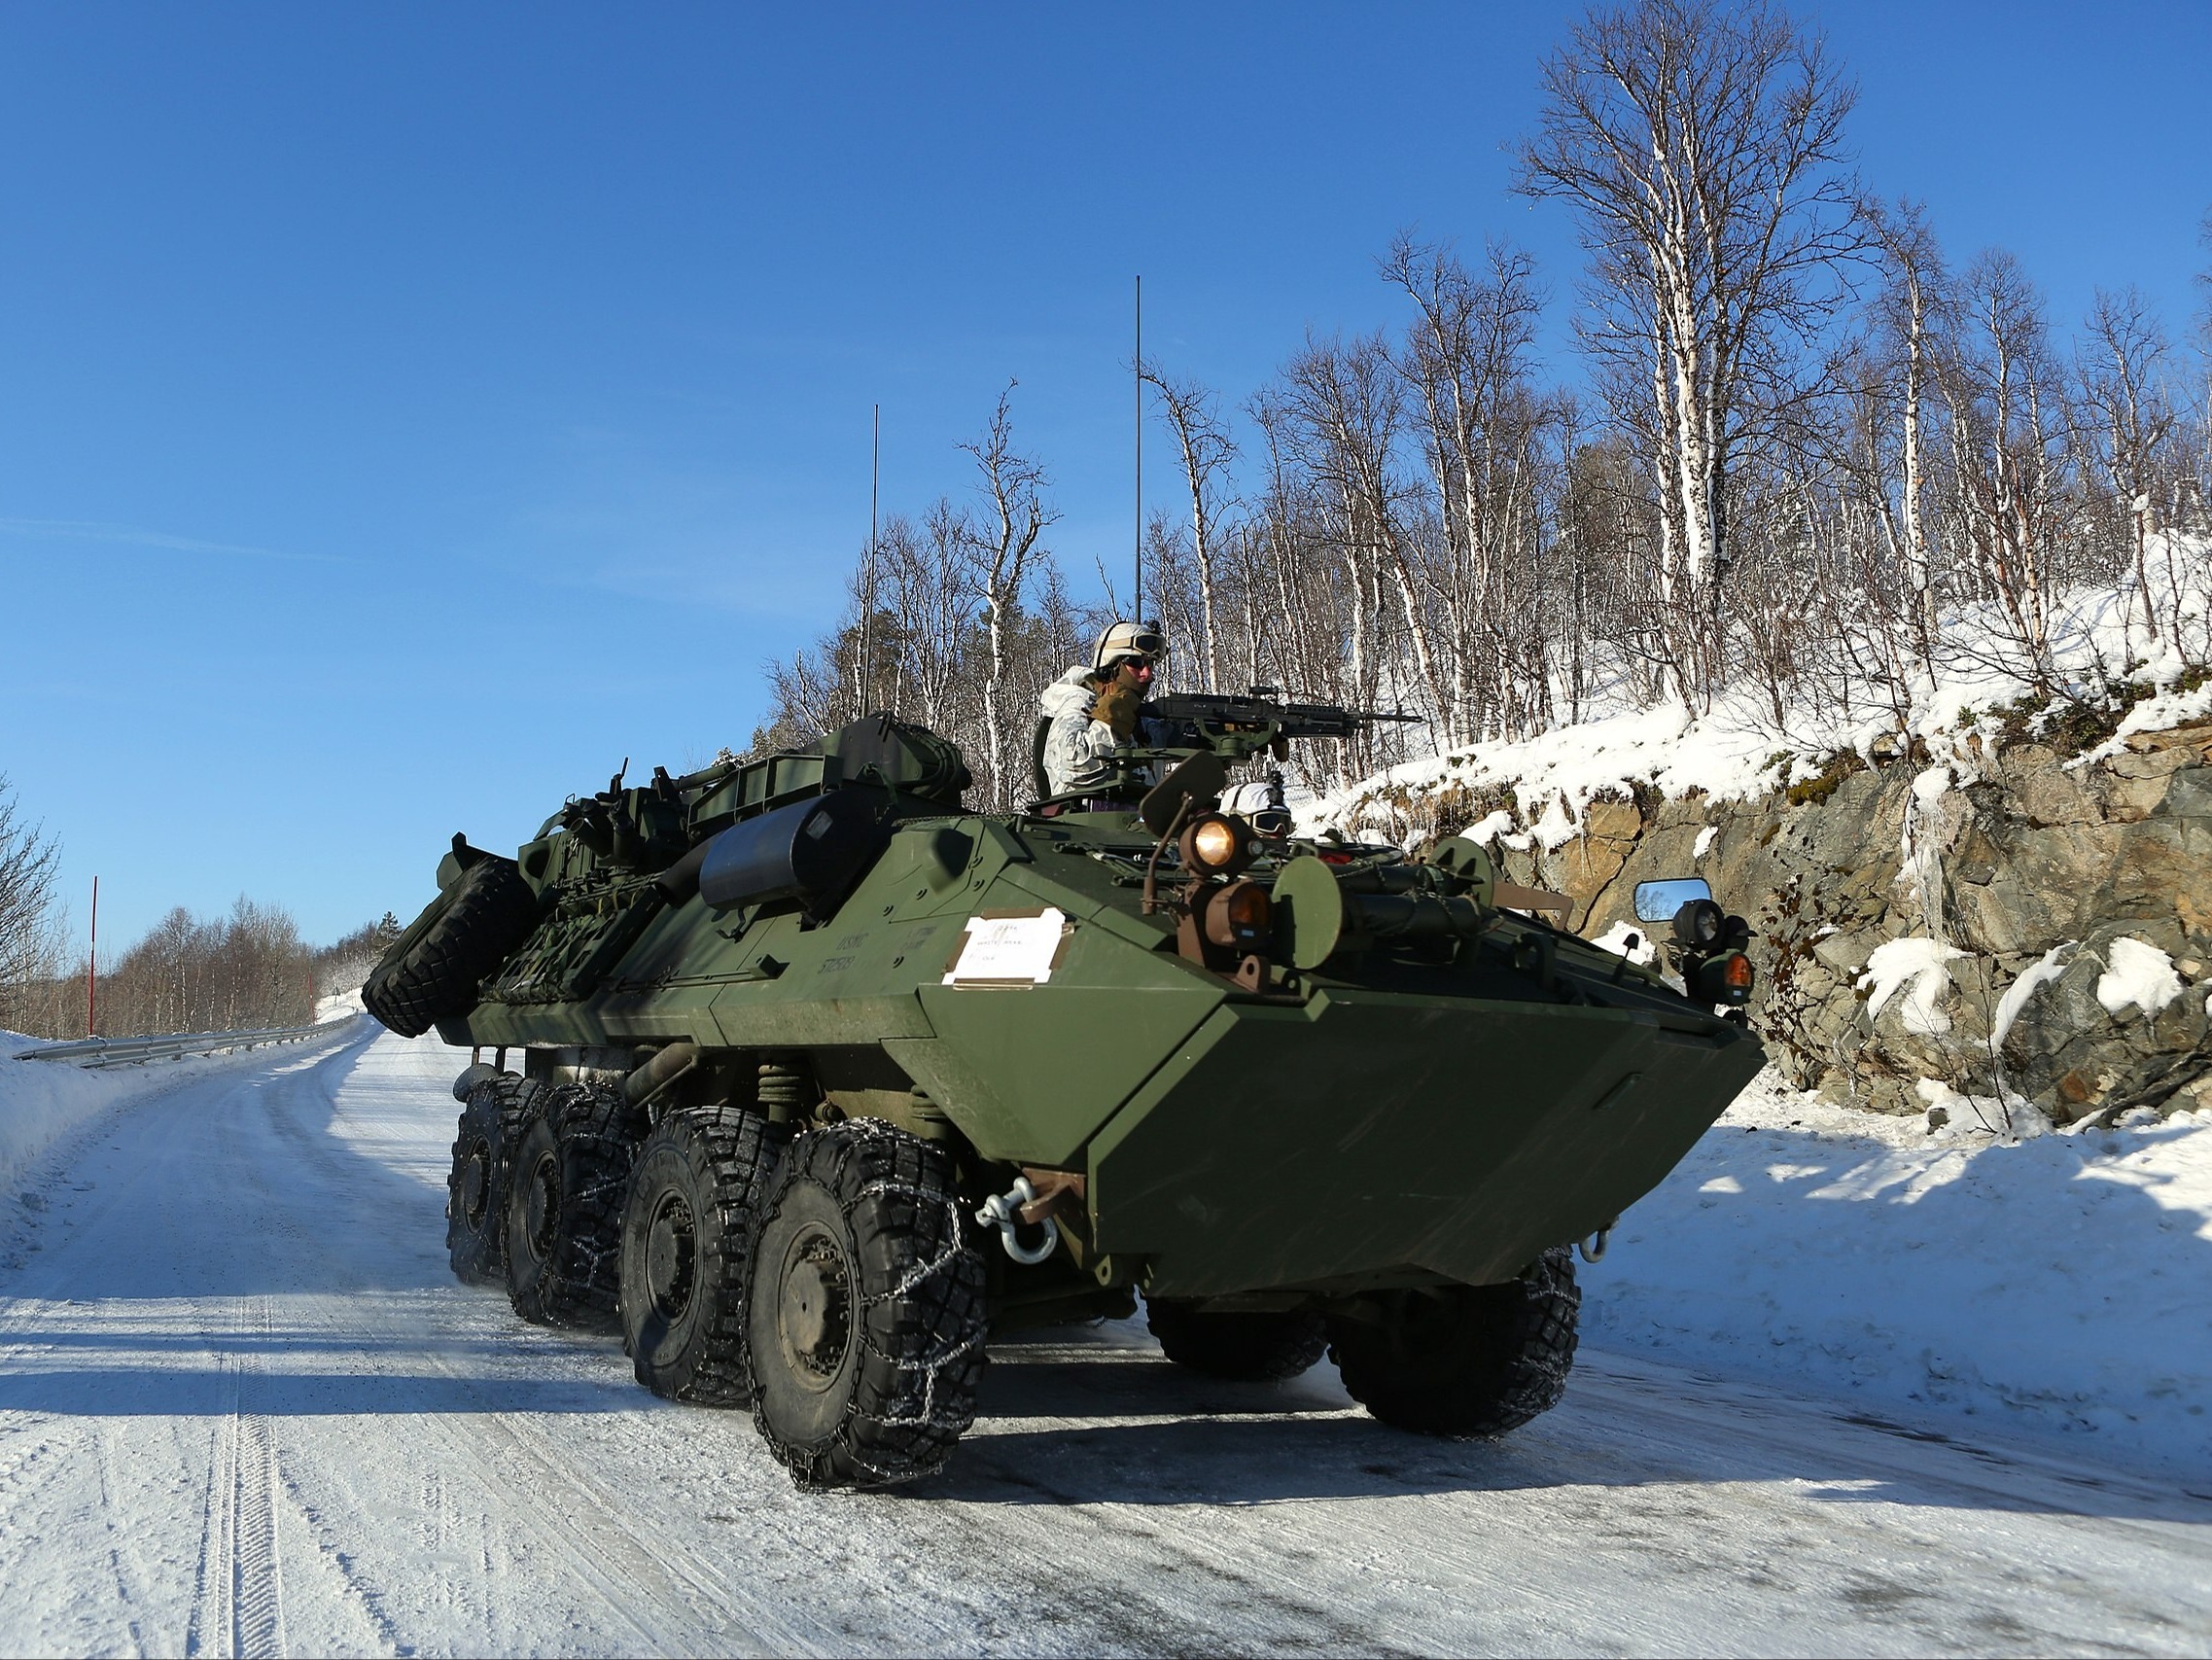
[1383,234,1554,742]
[959,385,1057,807]
[1278,334,1451,736]
[1518,0,1863,699]
[1140,363,1239,692]
[2077,286,2183,643]
[1865,197,1946,664]
[0,777,64,1034]
[1935,249,2070,687]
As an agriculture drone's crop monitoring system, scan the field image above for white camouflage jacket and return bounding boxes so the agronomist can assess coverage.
[1038,665,1126,795]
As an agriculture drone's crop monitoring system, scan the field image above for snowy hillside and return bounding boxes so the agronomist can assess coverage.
[1306,533,2212,853]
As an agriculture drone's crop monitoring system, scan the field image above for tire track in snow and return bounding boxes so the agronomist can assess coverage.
[0,1428,59,1557]
[93,1424,154,1660]
[221,1029,808,1656]
[266,1469,405,1658]
[268,1284,814,1657]
[185,1302,286,1660]
[923,1346,1406,1656]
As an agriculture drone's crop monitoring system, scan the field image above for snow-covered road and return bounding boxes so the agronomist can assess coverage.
[1,1027,2206,1657]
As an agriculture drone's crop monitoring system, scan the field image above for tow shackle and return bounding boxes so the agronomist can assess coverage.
[976,1177,1060,1265]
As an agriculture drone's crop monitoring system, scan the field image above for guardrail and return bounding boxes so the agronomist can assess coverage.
[13,1012,361,1069]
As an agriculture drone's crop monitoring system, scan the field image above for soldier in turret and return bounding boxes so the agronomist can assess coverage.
[1038,620,1165,798]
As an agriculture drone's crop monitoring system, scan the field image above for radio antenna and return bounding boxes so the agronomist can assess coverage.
[1134,273,1142,622]
[859,403,879,719]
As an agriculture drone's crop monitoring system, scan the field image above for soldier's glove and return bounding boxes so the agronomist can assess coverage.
[1091,681,1141,739]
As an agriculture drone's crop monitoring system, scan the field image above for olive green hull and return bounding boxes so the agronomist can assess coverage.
[438,800,1765,1300]
[1085,988,1765,1298]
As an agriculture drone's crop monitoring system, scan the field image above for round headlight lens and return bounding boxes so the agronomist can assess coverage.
[1673,898,1724,948]
[1189,815,1243,870]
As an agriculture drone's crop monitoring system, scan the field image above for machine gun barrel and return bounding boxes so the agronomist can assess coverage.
[1146,691,1422,743]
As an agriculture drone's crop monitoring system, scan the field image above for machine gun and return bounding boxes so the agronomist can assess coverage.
[1143,688,1422,761]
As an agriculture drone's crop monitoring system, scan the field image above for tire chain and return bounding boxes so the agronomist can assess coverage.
[1482,1247,1580,1429]
[509,1081,648,1330]
[624,1104,791,1405]
[1329,1247,1581,1437]
[754,1118,989,1489]
[445,1072,544,1284]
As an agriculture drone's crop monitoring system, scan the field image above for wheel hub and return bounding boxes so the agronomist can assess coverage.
[777,1227,852,1388]
[459,1143,489,1228]
[525,1150,560,1262]
[646,1191,696,1322]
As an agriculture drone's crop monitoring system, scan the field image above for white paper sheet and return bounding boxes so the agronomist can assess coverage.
[942,908,1069,985]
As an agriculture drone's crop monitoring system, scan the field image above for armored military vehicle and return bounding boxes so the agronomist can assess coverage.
[365,700,1763,1489]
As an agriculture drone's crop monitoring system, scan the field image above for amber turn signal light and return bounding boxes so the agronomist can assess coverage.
[1698,951,1755,1006]
[1206,879,1273,948]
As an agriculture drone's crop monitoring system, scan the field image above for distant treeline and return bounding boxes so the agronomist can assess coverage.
[0,780,398,1041]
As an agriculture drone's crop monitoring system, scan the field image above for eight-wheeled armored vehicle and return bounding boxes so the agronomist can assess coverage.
[364,700,1765,1488]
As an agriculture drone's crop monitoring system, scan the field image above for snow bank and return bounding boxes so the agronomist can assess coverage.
[0,1030,284,1198]
[1589,919,1658,966]
[1586,1070,2212,1481]
[1992,941,2076,1049]
[315,983,368,1023]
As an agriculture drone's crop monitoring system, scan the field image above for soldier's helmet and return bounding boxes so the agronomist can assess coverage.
[1093,620,1166,673]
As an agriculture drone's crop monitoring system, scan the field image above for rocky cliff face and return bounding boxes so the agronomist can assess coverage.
[1473,720,2212,1125]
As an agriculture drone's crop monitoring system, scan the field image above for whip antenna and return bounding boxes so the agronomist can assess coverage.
[859,403,879,718]
[1134,274,1142,622]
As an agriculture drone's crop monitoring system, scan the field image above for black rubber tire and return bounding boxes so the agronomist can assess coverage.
[445,1072,543,1286]
[747,1119,989,1489]
[619,1105,791,1407]
[363,859,540,1039]
[1327,1248,1580,1437]
[1144,1297,1328,1381]
[505,1082,647,1332]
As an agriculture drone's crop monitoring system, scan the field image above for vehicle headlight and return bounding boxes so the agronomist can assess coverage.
[1672,898,1724,948]
[1182,813,1254,875]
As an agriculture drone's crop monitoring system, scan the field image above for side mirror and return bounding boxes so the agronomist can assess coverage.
[1633,876,1713,924]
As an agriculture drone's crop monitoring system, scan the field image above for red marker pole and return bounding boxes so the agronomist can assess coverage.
[86,875,98,1038]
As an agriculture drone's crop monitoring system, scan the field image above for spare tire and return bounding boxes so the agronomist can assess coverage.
[364,857,540,1038]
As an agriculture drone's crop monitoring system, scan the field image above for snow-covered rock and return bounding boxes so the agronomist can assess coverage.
[1321,714,2212,1123]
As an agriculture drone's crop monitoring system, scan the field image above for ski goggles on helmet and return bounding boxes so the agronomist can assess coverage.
[1095,623,1167,670]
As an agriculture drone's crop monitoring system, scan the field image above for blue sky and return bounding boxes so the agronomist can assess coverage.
[3,0,2207,956]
